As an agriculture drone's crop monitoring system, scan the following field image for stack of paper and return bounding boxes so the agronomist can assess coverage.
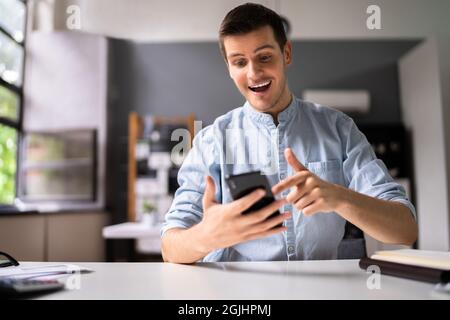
[0,264,93,279]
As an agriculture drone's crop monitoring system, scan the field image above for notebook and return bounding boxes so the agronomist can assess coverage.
[359,249,450,283]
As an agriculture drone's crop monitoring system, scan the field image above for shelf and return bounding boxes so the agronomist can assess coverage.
[21,158,93,170]
[127,112,195,222]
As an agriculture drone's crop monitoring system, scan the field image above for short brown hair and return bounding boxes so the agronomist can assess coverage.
[219,3,288,59]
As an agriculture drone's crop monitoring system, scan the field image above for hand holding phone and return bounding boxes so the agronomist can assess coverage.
[197,175,289,253]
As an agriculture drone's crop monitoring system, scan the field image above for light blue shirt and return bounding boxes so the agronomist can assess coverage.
[162,96,416,261]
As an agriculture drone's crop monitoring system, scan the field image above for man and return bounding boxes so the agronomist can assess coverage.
[161,3,417,263]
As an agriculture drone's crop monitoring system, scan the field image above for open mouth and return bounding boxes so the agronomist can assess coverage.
[248,80,271,93]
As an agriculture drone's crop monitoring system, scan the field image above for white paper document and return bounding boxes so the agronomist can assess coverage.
[0,264,94,279]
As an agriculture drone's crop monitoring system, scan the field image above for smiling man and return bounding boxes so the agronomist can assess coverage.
[224,26,291,120]
[161,3,418,263]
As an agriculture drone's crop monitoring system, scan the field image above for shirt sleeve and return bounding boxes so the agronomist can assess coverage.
[161,125,222,238]
[340,115,417,220]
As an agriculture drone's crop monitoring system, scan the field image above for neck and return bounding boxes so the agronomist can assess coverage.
[267,85,292,122]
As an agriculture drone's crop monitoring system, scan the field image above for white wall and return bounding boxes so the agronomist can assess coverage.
[399,37,450,250]
[31,0,450,42]
[437,37,450,228]
[282,0,450,40]
[437,34,450,250]
[23,30,108,211]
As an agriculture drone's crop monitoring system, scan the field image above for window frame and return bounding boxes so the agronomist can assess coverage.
[0,0,27,207]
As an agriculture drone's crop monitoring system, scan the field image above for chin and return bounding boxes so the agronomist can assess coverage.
[252,103,271,113]
[247,97,274,112]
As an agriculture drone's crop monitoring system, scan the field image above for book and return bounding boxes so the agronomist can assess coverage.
[359,249,450,283]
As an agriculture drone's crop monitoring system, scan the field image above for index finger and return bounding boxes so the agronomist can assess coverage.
[272,171,309,195]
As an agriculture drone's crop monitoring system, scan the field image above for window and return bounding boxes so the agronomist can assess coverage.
[18,130,97,202]
[0,0,26,206]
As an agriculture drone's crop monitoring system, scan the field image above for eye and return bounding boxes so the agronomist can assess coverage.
[260,55,272,62]
[233,59,247,68]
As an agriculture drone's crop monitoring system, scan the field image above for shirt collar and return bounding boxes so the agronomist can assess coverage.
[243,95,299,126]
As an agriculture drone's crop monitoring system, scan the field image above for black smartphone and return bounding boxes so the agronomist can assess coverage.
[225,171,282,226]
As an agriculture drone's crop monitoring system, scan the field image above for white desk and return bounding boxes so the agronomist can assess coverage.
[24,260,449,300]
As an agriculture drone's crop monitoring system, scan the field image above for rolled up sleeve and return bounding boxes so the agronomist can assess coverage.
[341,116,417,220]
[161,125,222,238]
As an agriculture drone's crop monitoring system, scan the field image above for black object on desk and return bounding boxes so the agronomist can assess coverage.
[359,257,450,283]
[0,277,64,297]
[0,251,64,298]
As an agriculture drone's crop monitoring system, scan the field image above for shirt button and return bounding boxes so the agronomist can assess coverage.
[288,246,295,254]
[280,173,285,179]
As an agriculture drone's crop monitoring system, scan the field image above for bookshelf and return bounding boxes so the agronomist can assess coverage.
[127,112,195,222]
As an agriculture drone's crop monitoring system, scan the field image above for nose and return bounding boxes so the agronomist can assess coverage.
[247,61,263,81]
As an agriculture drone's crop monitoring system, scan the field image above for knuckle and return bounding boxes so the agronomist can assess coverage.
[237,205,247,214]
[242,233,251,241]
[258,224,268,233]
[274,199,284,208]
[267,221,278,232]
[231,202,242,213]
[255,211,267,222]
[286,194,295,203]
[313,187,321,196]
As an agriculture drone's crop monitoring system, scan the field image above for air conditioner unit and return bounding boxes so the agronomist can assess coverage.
[302,89,370,113]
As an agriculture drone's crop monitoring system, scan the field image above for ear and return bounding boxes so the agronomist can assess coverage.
[226,61,234,79]
[228,66,233,79]
[283,41,292,66]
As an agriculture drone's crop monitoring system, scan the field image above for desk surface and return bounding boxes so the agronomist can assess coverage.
[26,260,449,300]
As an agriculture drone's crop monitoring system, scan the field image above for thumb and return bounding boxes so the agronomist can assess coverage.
[202,176,217,210]
[285,148,308,172]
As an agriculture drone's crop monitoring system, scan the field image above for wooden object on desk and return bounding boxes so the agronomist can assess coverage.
[127,112,195,222]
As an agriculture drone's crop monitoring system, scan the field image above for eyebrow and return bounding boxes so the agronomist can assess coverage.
[227,44,276,59]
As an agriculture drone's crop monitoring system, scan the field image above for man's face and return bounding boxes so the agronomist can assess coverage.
[223,25,292,114]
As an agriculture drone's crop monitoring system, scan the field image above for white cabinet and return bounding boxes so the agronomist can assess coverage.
[0,212,109,262]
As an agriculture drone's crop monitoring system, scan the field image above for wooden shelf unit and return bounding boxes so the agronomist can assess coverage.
[127,112,195,222]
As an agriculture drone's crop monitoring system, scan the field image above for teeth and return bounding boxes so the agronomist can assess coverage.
[250,80,271,88]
